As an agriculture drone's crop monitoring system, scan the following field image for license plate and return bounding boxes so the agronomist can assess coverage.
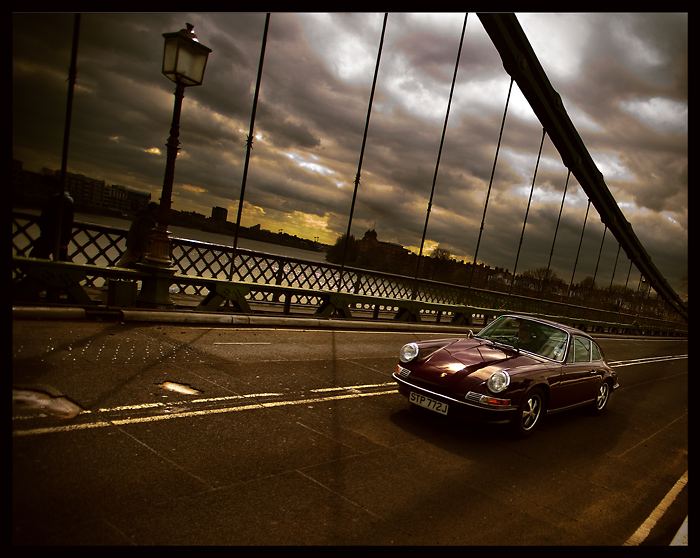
[409,392,448,415]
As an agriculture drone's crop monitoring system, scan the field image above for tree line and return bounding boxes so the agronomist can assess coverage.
[325,233,674,319]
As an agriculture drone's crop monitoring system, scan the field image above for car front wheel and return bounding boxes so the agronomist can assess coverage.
[511,387,545,437]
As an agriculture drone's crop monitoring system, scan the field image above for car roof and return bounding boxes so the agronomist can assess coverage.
[499,314,592,339]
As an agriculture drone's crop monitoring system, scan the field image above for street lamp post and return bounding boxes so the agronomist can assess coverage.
[137,23,211,307]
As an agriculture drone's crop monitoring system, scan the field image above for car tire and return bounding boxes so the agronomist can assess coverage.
[589,380,612,416]
[511,387,545,438]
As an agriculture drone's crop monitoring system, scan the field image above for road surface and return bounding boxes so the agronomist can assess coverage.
[12,319,687,545]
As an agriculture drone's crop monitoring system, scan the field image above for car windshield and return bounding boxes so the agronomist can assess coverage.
[476,316,568,361]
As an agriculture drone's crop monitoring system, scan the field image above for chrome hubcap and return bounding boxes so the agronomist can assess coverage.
[521,396,541,430]
[597,383,609,409]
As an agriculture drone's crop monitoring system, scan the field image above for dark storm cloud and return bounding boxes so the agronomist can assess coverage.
[12,12,687,295]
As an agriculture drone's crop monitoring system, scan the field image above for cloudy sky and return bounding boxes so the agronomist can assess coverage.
[12,12,687,295]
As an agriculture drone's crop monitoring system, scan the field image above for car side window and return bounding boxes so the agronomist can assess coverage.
[591,341,602,361]
[567,336,591,363]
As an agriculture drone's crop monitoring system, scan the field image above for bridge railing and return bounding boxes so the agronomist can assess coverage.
[12,211,686,336]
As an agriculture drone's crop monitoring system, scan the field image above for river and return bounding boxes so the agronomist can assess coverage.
[30,210,330,264]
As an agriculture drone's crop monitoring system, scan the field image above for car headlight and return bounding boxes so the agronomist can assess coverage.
[399,342,420,363]
[487,370,510,393]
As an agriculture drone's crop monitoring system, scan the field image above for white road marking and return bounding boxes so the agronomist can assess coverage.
[624,470,688,546]
[12,383,399,437]
[14,352,688,437]
[609,354,687,367]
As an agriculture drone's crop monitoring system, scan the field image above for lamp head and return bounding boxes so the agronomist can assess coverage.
[162,23,212,86]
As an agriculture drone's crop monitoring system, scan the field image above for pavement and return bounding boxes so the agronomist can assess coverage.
[11,302,480,333]
[12,302,687,546]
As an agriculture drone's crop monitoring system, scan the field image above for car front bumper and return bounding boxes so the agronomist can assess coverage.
[393,371,519,424]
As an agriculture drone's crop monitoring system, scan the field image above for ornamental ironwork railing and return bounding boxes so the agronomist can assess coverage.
[12,211,686,336]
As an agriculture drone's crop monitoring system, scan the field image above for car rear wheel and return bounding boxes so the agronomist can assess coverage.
[511,388,544,437]
[589,380,611,415]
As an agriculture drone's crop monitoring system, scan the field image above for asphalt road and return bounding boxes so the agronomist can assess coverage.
[12,318,687,545]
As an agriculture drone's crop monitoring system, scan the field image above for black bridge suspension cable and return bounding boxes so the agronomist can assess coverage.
[540,168,570,298]
[609,244,622,291]
[338,13,388,288]
[230,13,270,279]
[412,13,468,299]
[470,76,514,287]
[509,126,546,295]
[478,13,686,320]
[592,224,608,287]
[55,14,81,263]
[567,199,591,302]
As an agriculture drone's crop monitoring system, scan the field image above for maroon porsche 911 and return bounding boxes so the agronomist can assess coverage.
[393,314,619,437]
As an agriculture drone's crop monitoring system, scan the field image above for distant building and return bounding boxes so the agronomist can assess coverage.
[64,172,151,215]
[175,210,207,228]
[357,229,411,266]
[12,159,151,216]
[487,267,514,288]
[63,172,106,206]
[211,206,228,223]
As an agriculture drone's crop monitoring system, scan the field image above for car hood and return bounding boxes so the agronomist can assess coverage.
[409,338,542,384]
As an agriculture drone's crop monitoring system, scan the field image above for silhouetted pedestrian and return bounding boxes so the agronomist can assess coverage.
[115,202,159,268]
[29,175,74,261]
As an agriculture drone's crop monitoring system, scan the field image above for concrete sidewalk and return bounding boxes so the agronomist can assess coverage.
[11,303,477,333]
[671,517,688,546]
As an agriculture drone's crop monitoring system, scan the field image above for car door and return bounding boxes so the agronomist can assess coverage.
[589,340,609,390]
[556,335,601,408]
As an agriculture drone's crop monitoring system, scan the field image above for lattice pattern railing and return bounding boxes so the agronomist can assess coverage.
[12,210,685,334]
[13,213,129,287]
